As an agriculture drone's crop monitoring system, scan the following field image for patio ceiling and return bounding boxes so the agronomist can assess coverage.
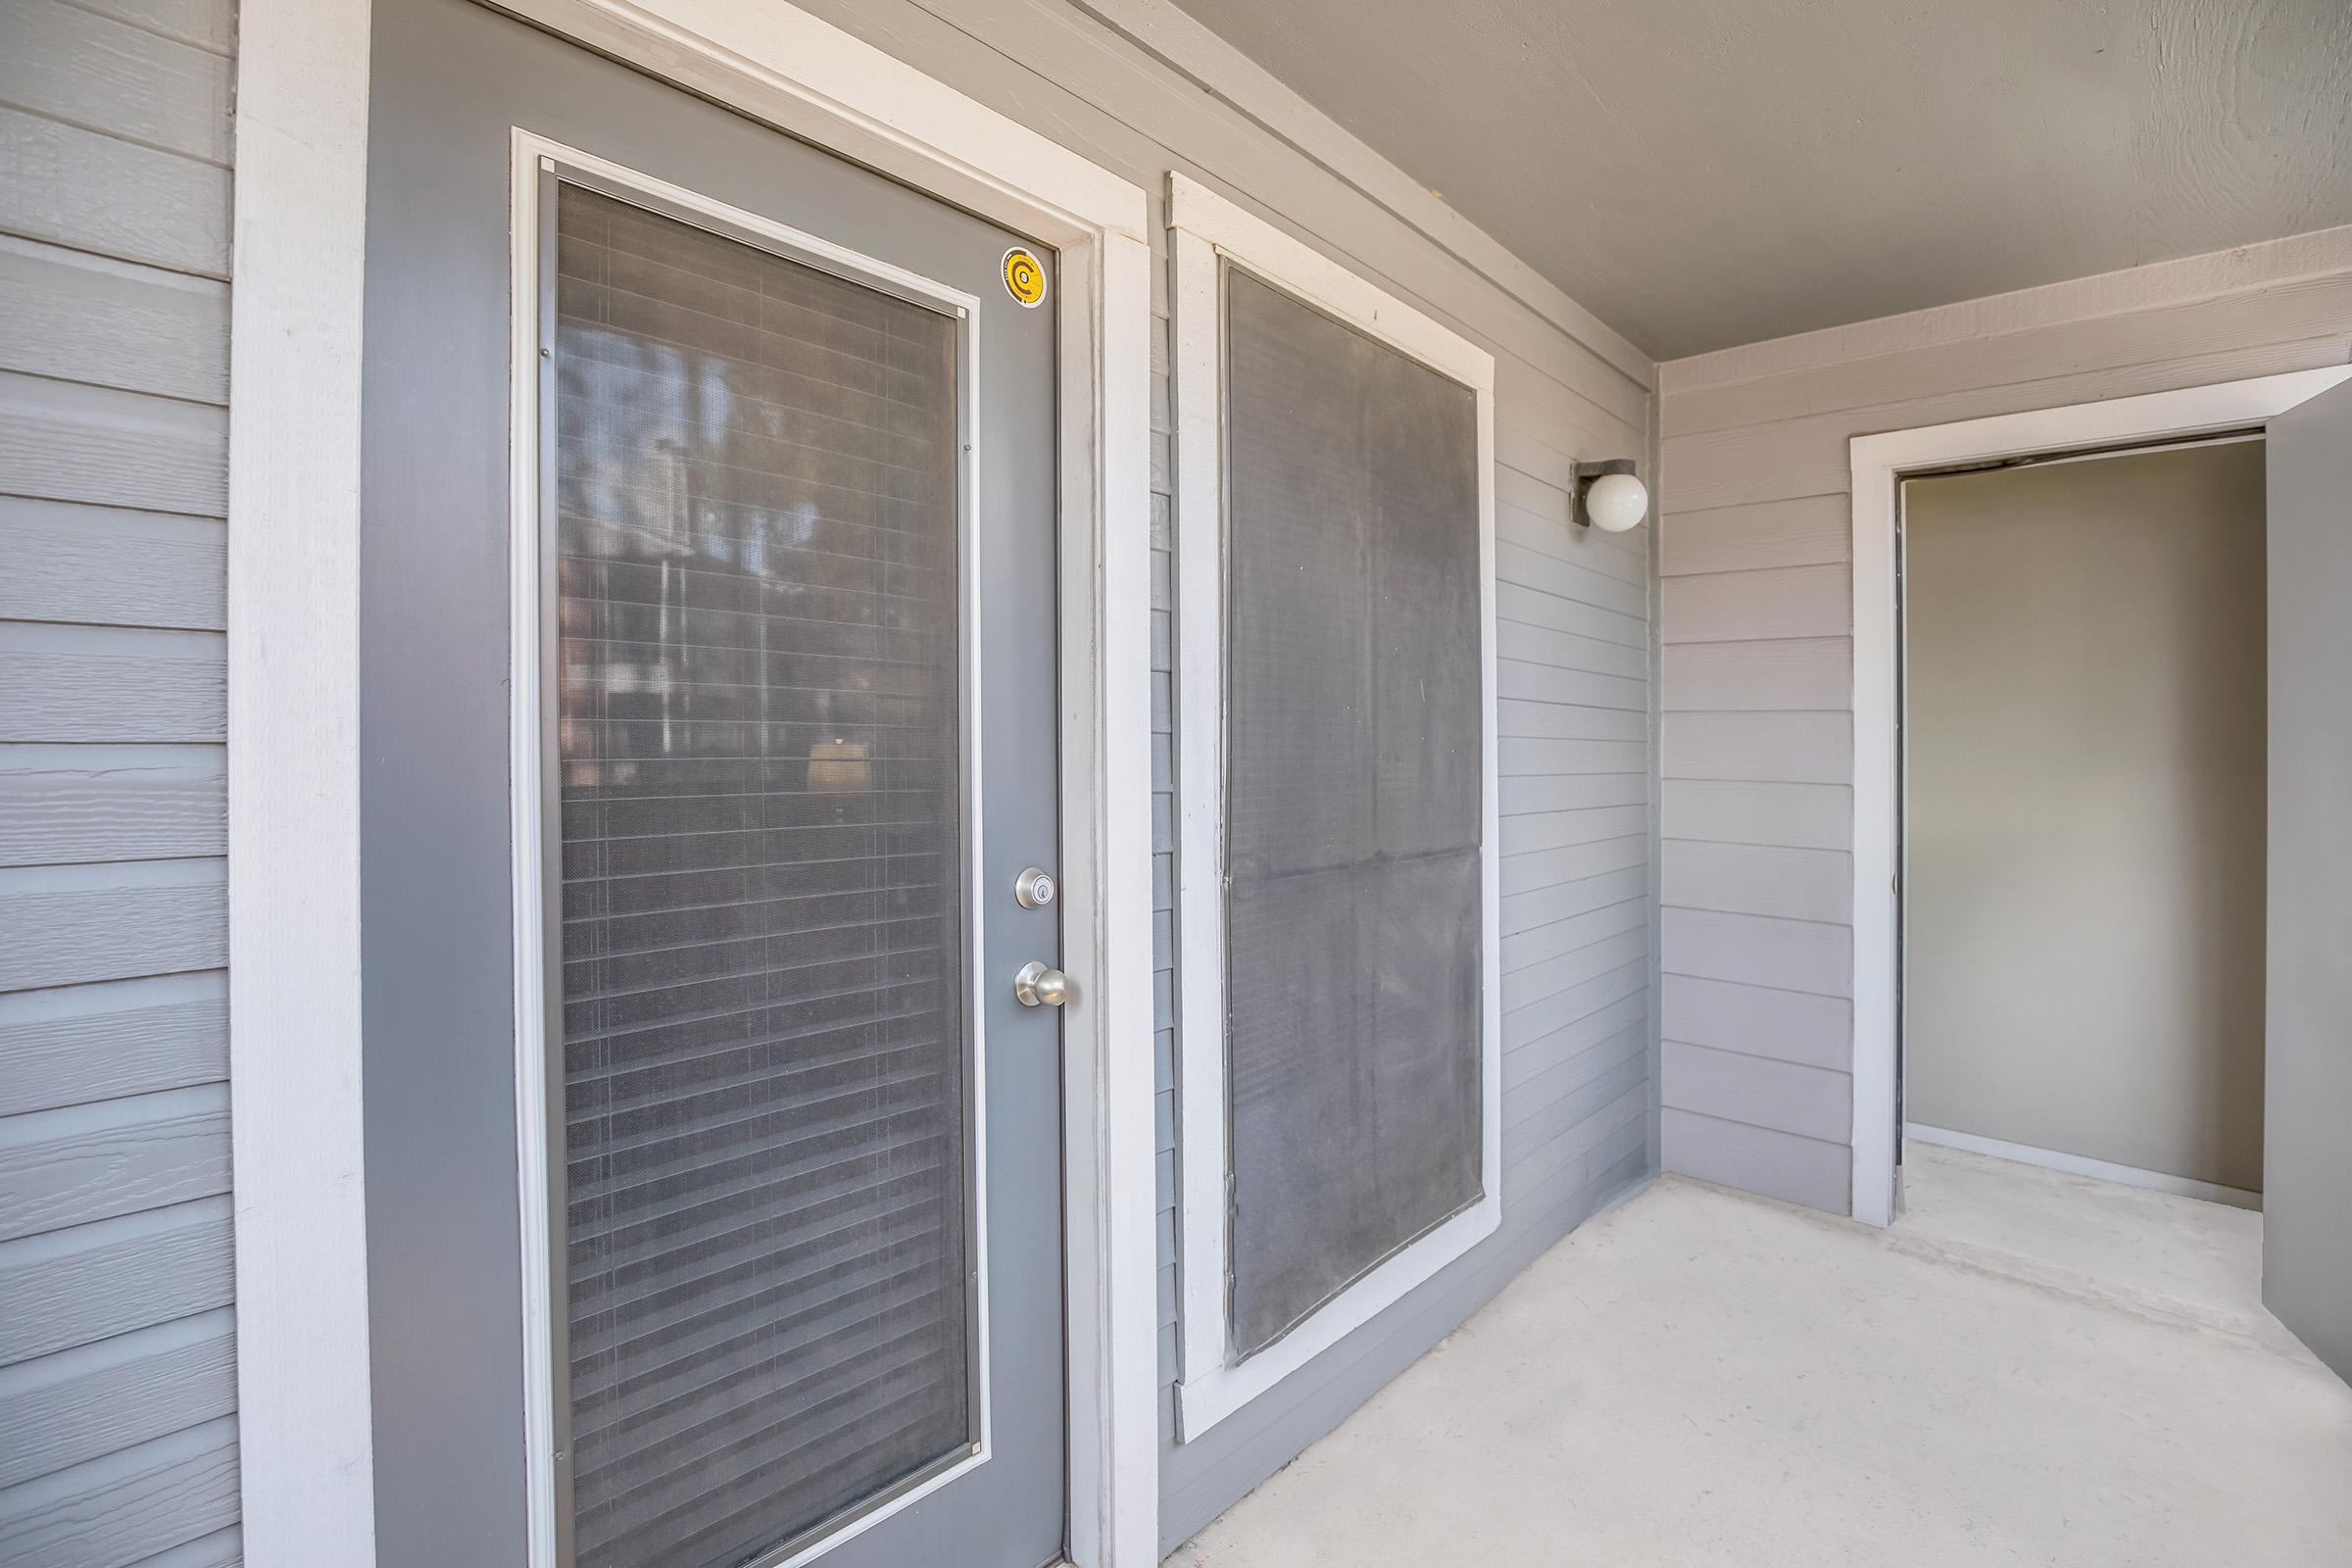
[1153,0,2352,359]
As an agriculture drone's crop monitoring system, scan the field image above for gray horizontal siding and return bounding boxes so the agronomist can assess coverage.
[1662,1040,1847,1145]
[0,235,229,403]
[0,860,226,993]
[0,499,225,631]
[0,105,228,279]
[0,1199,233,1368]
[1662,637,1847,711]
[0,1417,239,1568]
[1658,779,1851,852]
[0,972,227,1119]
[1662,840,1850,926]
[0,0,233,166]
[0,623,225,743]
[1660,974,1848,1071]
[0,1085,232,1243]
[1659,1106,1848,1213]
[0,371,228,516]
[0,1307,235,1490]
[1662,906,1851,999]
[0,0,240,1560]
[0,746,225,867]
[1655,221,2352,1216]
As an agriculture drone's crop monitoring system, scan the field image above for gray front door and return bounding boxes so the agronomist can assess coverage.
[2263,375,2352,1390]
[360,1,1067,1563]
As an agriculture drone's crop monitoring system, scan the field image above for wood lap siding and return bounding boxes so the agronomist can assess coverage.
[0,1,241,1564]
[1654,223,2352,1218]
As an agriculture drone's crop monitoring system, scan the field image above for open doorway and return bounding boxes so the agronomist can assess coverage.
[1845,367,2352,1388]
[1898,436,2268,1203]
[1886,436,2271,1316]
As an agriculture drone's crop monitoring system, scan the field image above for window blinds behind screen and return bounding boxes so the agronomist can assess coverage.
[551,185,973,1568]
[1221,269,1487,1358]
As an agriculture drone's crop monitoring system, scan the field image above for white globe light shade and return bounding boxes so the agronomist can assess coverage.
[1585,471,1648,532]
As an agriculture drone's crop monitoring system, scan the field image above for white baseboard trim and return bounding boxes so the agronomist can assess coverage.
[1905,1124,2263,1211]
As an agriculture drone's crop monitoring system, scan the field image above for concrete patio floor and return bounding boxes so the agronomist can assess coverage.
[1168,1146,2352,1567]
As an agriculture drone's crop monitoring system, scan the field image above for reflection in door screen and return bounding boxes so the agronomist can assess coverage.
[549,185,972,1568]
[1222,269,1486,1357]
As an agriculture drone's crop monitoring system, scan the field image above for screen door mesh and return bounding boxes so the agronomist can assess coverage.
[551,185,971,1568]
[1222,269,1486,1358]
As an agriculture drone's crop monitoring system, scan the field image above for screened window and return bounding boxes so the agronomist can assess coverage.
[1159,173,1501,1436]
[1220,269,1488,1355]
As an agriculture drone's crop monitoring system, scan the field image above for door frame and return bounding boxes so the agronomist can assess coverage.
[1844,365,2352,1229]
[225,2,1160,1564]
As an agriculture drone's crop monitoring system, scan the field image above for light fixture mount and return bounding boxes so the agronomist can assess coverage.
[1573,458,1649,532]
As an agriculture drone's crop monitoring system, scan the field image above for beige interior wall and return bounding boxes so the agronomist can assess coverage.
[1902,442,2267,1192]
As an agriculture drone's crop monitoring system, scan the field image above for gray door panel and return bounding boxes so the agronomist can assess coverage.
[2263,375,2352,1388]
[361,0,1065,1560]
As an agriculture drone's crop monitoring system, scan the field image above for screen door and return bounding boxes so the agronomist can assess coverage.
[358,1,1067,1563]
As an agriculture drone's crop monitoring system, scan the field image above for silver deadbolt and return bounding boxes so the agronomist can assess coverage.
[1014,866,1056,909]
[1013,960,1071,1007]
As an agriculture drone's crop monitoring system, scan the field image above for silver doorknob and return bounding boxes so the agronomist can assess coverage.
[1013,960,1071,1007]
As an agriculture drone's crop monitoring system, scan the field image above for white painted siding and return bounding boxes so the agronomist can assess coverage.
[787,0,1657,1548]
[0,2,239,1563]
[1654,224,2352,1217]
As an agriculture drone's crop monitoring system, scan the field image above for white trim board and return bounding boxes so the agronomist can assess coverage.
[1905,1124,2262,1211]
[228,2,1160,1565]
[1847,366,2352,1230]
[1168,171,1503,1437]
[224,1,380,1562]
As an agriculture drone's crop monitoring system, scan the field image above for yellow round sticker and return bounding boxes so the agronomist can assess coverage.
[1002,247,1047,309]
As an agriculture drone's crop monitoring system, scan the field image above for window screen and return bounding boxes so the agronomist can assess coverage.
[1221,268,1486,1358]
[550,185,972,1568]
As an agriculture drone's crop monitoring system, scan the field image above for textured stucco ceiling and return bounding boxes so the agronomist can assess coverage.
[1161,0,2352,360]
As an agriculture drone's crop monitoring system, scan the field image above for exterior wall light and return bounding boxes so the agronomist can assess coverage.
[1574,459,1649,532]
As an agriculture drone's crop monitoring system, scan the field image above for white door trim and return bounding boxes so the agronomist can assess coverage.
[227,3,1159,1564]
[224,3,380,1563]
[1166,172,1503,1436]
[1845,365,2352,1229]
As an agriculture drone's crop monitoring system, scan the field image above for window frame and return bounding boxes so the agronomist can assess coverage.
[1167,172,1502,1437]
[511,140,998,1568]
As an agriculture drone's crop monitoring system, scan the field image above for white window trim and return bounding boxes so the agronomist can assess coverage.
[1845,364,2352,1229]
[1167,172,1502,1438]
[228,3,1160,1564]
